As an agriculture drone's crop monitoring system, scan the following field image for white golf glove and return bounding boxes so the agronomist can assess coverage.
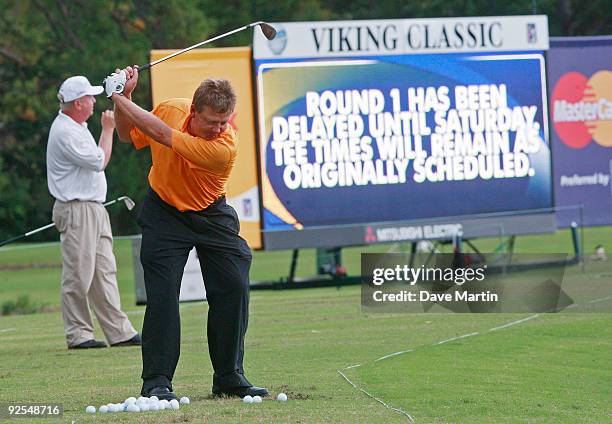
[103,70,127,98]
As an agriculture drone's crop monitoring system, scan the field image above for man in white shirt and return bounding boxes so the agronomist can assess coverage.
[47,76,140,349]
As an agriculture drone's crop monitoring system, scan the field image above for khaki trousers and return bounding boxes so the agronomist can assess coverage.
[52,200,136,347]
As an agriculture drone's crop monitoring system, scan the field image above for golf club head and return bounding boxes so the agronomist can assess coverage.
[259,22,277,40]
[118,196,136,211]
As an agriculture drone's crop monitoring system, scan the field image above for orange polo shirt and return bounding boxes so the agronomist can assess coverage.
[130,98,237,211]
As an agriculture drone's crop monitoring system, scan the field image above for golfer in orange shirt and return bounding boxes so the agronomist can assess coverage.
[106,66,268,400]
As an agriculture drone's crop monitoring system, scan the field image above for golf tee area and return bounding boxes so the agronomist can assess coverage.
[1,229,610,423]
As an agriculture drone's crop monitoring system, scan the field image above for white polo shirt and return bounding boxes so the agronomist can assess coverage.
[46,111,107,202]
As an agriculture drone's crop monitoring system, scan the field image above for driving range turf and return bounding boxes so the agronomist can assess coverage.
[0,228,610,423]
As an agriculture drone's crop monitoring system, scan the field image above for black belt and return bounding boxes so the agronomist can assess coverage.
[148,187,225,215]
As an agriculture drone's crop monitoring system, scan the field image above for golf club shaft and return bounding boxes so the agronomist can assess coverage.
[139,22,264,71]
[0,234,29,248]
[24,223,56,237]
[0,197,133,248]
[0,222,57,247]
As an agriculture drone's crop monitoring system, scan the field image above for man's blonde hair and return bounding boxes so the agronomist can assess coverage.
[192,78,236,114]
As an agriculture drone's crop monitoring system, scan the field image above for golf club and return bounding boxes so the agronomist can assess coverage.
[0,196,136,248]
[137,21,277,71]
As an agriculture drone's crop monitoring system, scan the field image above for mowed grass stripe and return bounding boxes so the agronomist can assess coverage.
[343,313,611,423]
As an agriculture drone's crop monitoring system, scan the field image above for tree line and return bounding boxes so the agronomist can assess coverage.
[1,0,610,241]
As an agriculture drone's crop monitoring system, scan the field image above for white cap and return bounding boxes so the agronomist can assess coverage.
[57,76,103,103]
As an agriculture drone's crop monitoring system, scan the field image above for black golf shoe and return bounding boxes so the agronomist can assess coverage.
[212,385,269,398]
[145,386,177,401]
[111,333,142,347]
[68,339,107,349]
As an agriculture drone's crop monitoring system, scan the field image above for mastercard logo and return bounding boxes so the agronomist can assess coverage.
[551,70,612,149]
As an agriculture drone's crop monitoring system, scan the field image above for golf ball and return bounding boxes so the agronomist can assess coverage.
[243,395,253,404]
[180,396,190,405]
[85,405,96,413]
[170,399,180,410]
[99,405,109,413]
[149,396,159,402]
[126,403,140,413]
[277,392,288,401]
[125,396,137,405]
[253,395,263,403]
[149,402,160,411]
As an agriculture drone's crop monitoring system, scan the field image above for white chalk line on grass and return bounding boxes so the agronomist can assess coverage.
[0,328,17,333]
[338,293,612,421]
[437,332,479,345]
[587,294,612,304]
[488,314,539,332]
[337,315,544,422]
[375,349,414,362]
[337,370,415,423]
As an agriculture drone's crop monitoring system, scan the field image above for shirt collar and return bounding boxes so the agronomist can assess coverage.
[181,113,191,133]
[58,110,88,129]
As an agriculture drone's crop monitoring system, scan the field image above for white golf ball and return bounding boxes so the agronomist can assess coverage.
[169,399,180,410]
[277,392,288,401]
[159,399,169,409]
[139,403,150,412]
[149,402,160,411]
[252,395,262,403]
[127,403,140,413]
[243,395,253,404]
[125,396,137,405]
[137,396,148,403]
[179,396,190,405]
[149,396,159,402]
[85,405,96,413]
[99,405,109,413]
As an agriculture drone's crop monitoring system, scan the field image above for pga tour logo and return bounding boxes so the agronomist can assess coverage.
[527,23,537,43]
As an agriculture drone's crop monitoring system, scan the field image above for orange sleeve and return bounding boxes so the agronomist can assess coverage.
[129,102,171,150]
[171,131,233,175]
[129,126,151,150]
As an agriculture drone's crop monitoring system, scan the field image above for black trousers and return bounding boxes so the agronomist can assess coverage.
[138,188,252,395]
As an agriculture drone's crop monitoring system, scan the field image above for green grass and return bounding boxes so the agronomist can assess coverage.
[0,228,611,423]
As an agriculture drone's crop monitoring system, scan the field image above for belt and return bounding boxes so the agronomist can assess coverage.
[147,188,225,214]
